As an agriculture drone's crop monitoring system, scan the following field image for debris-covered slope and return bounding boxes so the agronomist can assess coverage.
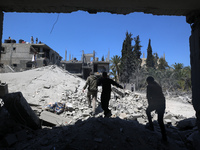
[0,65,199,150]
[0,65,85,105]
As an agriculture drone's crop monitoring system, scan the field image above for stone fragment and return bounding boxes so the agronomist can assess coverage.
[164,113,173,119]
[65,103,74,112]
[40,110,71,126]
[164,119,172,125]
[129,114,143,120]
[119,113,127,119]
[127,108,134,114]
[137,103,143,110]
[171,117,179,126]
[137,117,146,124]
[111,86,125,97]
[43,85,51,89]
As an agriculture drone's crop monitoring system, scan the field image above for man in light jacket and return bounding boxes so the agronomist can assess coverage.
[83,72,98,116]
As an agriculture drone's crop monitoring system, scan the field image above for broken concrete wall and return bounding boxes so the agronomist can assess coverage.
[1,43,34,71]
[3,92,41,130]
[190,18,200,131]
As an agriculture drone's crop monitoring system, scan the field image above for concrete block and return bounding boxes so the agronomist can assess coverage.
[137,103,143,110]
[40,110,71,126]
[111,87,125,97]
[3,92,41,130]
[43,85,51,89]
[164,119,172,125]
[129,114,143,120]
[137,117,146,124]
[164,113,173,119]
[119,113,127,119]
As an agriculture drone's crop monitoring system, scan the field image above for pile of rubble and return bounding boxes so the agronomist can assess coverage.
[0,65,200,150]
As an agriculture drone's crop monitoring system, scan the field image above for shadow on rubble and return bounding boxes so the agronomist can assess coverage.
[0,110,199,150]
[0,92,199,150]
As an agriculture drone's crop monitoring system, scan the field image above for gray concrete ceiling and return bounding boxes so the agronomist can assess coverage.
[0,0,200,17]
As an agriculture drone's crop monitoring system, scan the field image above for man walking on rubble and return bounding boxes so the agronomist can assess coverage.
[98,72,123,118]
[82,71,98,116]
[145,76,167,141]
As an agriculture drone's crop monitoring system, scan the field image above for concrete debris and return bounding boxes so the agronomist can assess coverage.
[111,86,125,97]
[40,110,71,126]
[0,65,198,149]
[3,92,41,130]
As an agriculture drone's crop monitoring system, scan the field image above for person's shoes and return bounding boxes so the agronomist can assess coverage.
[104,111,112,118]
[145,123,154,131]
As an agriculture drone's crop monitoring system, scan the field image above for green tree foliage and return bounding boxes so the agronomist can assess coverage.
[110,67,117,81]
[117,33,191,92]
[171,63,191,90]
[153,52,159,69]
[172,63,184,79]
[120,31,134,83]
[131,35,142,89]
[158,57,169,70]
[146,39,155,69]
[133,35,142,61]
[110,55,121,82]
[147,67,176,91]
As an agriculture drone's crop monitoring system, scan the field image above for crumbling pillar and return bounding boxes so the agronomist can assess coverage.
[0,11,4,61]
[92,50,95,73]
[187,13,200,131]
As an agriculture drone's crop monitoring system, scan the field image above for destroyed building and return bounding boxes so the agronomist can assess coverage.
[61,50,110,79]
[1,0,200,149]
[0,38,62,72]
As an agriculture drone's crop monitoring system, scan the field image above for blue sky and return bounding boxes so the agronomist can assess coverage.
[2,11,191,67]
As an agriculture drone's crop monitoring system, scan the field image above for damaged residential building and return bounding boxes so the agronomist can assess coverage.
[61,50,110,79]
[0,38,62,72]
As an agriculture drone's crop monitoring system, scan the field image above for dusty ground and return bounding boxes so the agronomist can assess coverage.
[0,65,199,150]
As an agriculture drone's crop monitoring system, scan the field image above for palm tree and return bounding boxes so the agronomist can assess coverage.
[172,63,191,90]
[110,67,117,81]
[110,55,121,82]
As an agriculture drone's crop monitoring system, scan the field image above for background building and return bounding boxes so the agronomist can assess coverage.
[61,50,110,79]
[0,38,62,72]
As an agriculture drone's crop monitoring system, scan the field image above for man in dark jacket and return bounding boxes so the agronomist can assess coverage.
[83,72,98,116]
[146,76,167,141]
[98,72,123,118]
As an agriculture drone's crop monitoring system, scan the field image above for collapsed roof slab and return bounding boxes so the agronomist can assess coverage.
[0,0,200,17]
